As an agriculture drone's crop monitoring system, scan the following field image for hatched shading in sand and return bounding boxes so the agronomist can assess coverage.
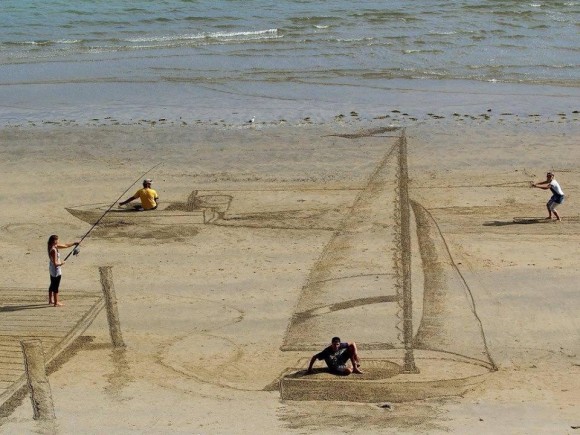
[282,141,402,350]
[0,288,104,407]
[66,191,234,226]
[279,131,496,402]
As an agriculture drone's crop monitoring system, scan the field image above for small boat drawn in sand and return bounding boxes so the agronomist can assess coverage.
[188,191,233,218]
[66,191,233,226]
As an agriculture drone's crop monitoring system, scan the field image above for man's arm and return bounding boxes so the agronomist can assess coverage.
[119,194,138,206]
[532,183,550,189]
[532,178,550,189]
[307,354,318,373]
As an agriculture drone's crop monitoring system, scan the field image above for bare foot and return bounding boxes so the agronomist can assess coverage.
[54,302,64,307]
[353,367,363,374]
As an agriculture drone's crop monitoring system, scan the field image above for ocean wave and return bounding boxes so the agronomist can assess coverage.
[0,1,578,88]
[335,37,374,43]
[126,29,279,44]
[402,49,445,55]
[350,10,421,22]
[55,39,82,45]
[428,31,457,36]
[288,16,342,25]
[140,17,173,24]
[3,40,55,46]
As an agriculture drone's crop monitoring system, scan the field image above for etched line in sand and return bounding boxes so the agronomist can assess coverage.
[282,135,399,351]
[294,295,401,320]
[411,200,497,371]
[324,126,401,139]
[0,287,104,414]
[150,297,260,393]
[99,267,125,348]
[397,130,419,373]
[20,339,56,420]
[279,128,498,402]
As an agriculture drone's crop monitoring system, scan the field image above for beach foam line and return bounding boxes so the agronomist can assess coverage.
[126,29,279,44]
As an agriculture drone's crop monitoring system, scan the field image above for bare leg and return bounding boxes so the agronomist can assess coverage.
[553,209,561,221]
[54,293,63,307]
[348,343,363,374]
[546,203,552,219]
[49,291,53,305]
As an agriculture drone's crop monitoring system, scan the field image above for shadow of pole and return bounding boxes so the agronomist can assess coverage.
[104,348,132,401]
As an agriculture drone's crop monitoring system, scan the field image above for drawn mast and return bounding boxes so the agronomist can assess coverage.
[398,130,419,373]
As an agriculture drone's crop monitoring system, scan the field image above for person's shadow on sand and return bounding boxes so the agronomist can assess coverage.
[291,368,352,378]
[0,303,52,312]
[483,217,553,227]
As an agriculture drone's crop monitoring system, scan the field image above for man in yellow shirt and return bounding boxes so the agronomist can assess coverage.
[119,179,159,210]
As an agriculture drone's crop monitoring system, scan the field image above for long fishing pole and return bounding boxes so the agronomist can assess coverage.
[64,162,162,261]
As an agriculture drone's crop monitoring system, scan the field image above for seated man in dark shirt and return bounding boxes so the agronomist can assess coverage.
[307,336,363,375]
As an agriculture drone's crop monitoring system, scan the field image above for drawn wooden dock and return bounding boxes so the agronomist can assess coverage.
[0,287,104,408]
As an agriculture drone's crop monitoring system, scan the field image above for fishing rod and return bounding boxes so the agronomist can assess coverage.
[64,162,162,261]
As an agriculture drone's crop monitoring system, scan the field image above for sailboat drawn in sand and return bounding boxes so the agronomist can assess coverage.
[280,131,496,402]
[66,191,233,225]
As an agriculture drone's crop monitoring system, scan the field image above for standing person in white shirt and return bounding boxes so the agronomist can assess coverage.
[532,171,565,221]
[47,235,79,306]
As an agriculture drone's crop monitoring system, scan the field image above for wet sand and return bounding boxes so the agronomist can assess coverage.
[0,117,578,433]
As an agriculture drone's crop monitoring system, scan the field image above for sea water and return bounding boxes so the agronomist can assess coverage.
[0,0,578,125]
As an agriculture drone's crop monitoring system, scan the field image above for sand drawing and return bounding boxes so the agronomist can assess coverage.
[0,289,104,417]
[66,190,233,226]
[0,127,515,422]
[279,130,496,402]
[56,127,499,403]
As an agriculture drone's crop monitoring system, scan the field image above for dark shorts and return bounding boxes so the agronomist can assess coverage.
[327,348,353,373]
[548,195,564,210]
[49,275,62,293]
[134,205,158,211]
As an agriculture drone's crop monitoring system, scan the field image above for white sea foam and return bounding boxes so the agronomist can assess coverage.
[127,29,278,44]
[428,31,457,35]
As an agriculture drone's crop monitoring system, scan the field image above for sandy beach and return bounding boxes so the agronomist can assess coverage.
[0,115,578,434]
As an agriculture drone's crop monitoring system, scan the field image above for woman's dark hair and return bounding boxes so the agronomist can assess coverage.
[48,235,58,255]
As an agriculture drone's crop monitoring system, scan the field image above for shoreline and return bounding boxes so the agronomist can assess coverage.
[1,78,579,128]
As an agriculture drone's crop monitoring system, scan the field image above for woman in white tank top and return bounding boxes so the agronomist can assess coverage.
[47,235,79,306]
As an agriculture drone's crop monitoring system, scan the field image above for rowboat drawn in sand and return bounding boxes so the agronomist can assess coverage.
[66,191,233,225]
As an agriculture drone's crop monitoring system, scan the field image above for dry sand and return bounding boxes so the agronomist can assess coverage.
[0,117,578,434]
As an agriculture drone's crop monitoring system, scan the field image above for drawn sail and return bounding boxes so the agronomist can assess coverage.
[282,131,496,373]
[282,140,406,351]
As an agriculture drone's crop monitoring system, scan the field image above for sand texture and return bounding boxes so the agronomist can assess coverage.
[0,120,578,434]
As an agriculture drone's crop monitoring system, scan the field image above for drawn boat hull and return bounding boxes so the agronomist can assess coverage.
[66,202,210,225]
